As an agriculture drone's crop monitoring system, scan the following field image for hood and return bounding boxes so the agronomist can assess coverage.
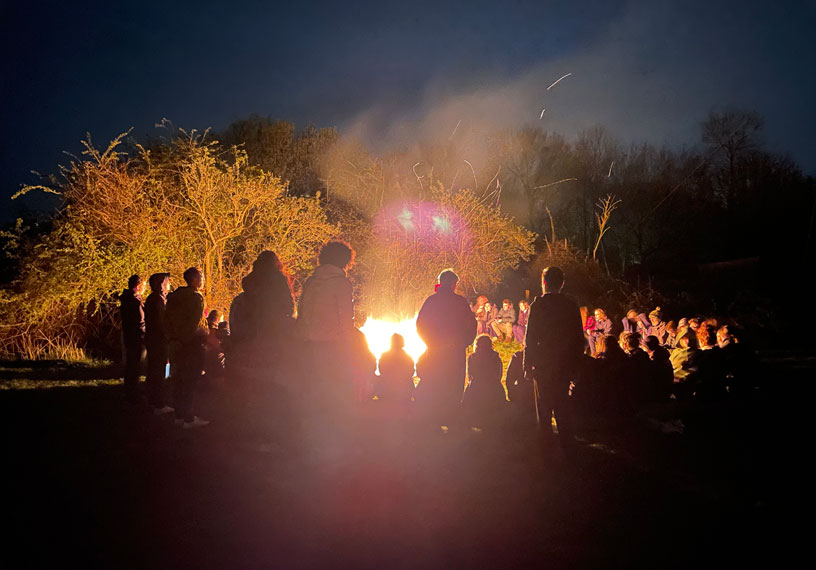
[309,264,347,282]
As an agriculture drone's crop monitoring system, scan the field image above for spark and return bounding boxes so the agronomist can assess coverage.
[607,161,615,178]
[534,177,578,190]
[413,162,424,190]
[546,72,572,91]
[482,166,501,197]
[463,159,477,189]
[539,108,546,120]
[449,119,462,140]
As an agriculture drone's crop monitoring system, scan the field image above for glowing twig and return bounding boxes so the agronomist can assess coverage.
[463,159,477,190]
[539,108,546,120]
[412,162,424,191]
[449,119,462,140]
[533,177,578,190]
[607,161,615,178]
[546,73,572,91]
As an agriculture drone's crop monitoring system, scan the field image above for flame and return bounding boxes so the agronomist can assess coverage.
[360,315,427,366]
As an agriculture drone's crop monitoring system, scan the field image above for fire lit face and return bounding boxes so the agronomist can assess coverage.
[485,302,492,311]
[595,309,605,321]
[503,301,511,309]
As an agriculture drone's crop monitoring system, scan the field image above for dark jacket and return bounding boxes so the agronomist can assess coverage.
[463,347,505,410]
[165,286,206,345]
[523,293,584,381]
[495,305,516,325]
[416,288,477,354]
[297,264,353,342]
[144,291,167,346]
[119,289,145,345]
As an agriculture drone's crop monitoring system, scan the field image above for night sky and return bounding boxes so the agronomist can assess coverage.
[2,0,815,220]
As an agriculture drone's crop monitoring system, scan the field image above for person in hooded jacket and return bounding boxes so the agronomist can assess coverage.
[415,269,477,430]
[120,274,146,405]
[297,241,356,411]
[144,272,173,414]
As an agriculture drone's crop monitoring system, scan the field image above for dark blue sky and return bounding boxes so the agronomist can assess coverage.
[2,0,815,219]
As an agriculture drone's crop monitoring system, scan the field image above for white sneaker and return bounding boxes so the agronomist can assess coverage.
[154,406,175,416]
[182,417,210,429]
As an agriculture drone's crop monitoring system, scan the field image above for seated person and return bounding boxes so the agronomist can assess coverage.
[644,335,673,403]
[694,323,726,402]
[376,333,416,402]
[491,299,516,342]
[670,327,699,402]
[665,320,678,349]
[483,301,499,338]
[513,300,530,343]
[473,295,489,336]
[587,308,613,355]
[462,335,506,427]
[619,331,651,412]
[622,309,650,338]
[647,307,667,346]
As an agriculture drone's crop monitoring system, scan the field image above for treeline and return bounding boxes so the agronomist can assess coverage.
[1,110,812,358]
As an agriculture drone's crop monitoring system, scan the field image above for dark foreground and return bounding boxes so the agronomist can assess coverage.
[1,361,808,569]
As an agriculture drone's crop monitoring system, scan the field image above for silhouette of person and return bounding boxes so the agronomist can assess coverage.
[297,241,356,412]
[165,267,209,428]
[415,269,477,429]
[462,335,506,428]
[523,266,583,443]
[119,274,146,405]
[144,272,173,414]
[376,333,415,402]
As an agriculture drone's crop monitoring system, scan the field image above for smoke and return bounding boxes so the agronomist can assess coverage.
[338,0,816,174]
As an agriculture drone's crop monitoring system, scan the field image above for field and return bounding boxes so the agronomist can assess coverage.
[1,356,807,569]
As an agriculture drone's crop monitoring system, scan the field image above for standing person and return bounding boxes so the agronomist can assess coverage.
[415,269,477,430]
[491,299,516,342]
[144,272,173,415]
[513,300,530,343]
[297,241,356,413]
[120,275,146,405]
[523,266,584,444]
[165,267,209,428]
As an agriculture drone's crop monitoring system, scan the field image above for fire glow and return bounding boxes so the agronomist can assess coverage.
[360,315,427,367]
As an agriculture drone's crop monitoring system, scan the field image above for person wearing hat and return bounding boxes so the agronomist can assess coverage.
[669,326,699,402]
[144,272,173,415]
[415,269,477,430]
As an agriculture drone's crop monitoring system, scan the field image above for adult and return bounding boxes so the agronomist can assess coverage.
[491,299,516,342]
[165,267,209,428]
[297,241,356,408]
[523,267,584,443]
[483,301,499,338]
[415,269,477,429]
[513,300,530,343]
[119,274,146,405]
[144,272,173,414]
[622,309,649,338]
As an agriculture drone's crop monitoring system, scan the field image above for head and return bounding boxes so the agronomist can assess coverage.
[676,327,698,349]
[620,332,640,354]
[484,301,493,311]
[207,309,224,328]
[127,274,145,297]
[437,268,459,291]
[148,272,170,295]
[474,334,493,352]
[502,298,511,310]
[626,309,638,321]
[649,307,663,326]
[318,240,355,271]
[594,308,607,321]
[390,333,405,351]
[183,267,204,291]
[541,266,564,294]
[717,325,734,347]
[644,335,661,354]
[678,318,688,329]
[253,250,285,275]
[666,320,677,335]
[475,295,488,307]
[696,324,717,348]
[519,300,529,311]
[688,317,701,331]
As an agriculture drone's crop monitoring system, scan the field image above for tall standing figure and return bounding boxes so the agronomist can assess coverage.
[523,266,584,443]
[144,272,174,415]
[297,241,356,414]
[415,269,477,429]
[119,274,146,405]
[165,267,209,428]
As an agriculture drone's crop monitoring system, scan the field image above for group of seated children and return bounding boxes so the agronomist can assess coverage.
[471,297,530,343]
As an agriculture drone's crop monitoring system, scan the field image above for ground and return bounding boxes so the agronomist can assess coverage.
[1,357,806,569]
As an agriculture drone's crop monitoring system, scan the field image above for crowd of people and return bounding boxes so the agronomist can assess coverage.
[118,240,755,442]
